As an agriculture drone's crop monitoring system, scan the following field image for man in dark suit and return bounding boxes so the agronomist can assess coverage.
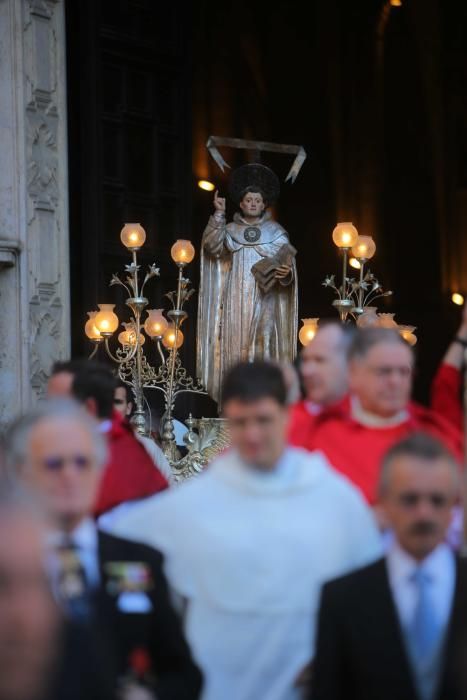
[6,399,202,700]
[0,480,115,700]
[309,432,466,700]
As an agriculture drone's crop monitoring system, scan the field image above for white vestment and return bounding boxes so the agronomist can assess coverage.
[113,447,382,700]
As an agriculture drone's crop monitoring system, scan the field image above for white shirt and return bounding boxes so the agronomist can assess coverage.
[386,540,455,631]
[47,517,100,590]
[113,446,382,700]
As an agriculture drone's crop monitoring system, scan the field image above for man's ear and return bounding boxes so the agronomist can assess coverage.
[127,402,133,417]
[84,397,98,418]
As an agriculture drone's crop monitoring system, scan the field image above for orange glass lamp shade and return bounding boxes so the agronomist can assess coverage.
[332,222,358,249]
[399,325,417,346]
[84,311,102,341]
[120,223,146,250]
[144,309,168,338]
[162,324,184,349]
[94,304,119,335]
[377,313,398,329]
[171,239,195,265]
[118,323,145,347]
[299,318,319,346]
[351,235,376,261]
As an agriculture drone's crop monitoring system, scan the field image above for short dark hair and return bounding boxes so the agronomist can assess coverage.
[71,362,117,420]
[50,358,89,377]
[379,432,460,495]
[349,327,410,361]
[222,362,287,407]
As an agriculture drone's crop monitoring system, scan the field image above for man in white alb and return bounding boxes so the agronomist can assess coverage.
[114,361,382,700]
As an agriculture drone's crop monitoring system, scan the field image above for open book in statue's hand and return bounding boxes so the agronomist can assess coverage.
[251,243,297,292]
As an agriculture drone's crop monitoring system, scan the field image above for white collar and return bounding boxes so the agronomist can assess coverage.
[47,517,98,552]
[387,539,453,584]
[238,448,293,479]
[350,395,409,428]
[305,401,323,416]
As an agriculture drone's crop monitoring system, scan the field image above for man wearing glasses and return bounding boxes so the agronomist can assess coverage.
[299,328,463,508]
[310,432,467,700]
[6,400,202,700]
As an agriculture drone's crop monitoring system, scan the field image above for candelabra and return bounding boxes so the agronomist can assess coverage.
[298,222,417,347]
[84,223,207,460]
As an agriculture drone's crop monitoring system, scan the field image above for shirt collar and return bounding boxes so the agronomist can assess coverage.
[387,539,453,583]
[47,517,98,552]
[350,395,409,428]
[305,401,323,416]
[99,419,113,433]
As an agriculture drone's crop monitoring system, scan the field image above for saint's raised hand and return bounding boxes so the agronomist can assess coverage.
[213,190,226,212]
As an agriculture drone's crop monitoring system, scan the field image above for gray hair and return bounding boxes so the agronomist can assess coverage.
[314,319,357,358]
[4,399,108,476]
[378,432,460,496]
[349,327,411,362]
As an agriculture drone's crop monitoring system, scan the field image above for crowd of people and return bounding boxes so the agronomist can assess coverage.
[1,311,466,700]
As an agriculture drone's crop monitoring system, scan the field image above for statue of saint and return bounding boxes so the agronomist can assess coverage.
[196,163,298,404]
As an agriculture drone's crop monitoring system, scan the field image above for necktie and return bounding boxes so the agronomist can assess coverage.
[408,568,439,660]
[405,567,441,700]
[56,540,91,622]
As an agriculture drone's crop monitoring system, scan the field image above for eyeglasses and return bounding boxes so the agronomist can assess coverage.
[398,491,450,509]
[41,455,93,471]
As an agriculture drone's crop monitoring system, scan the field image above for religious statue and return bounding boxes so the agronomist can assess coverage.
[197,163,298,404]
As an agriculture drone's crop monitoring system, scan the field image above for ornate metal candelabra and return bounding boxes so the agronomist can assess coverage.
[84,224,207,461]
[298,222,417,347]
[323,223,392,322]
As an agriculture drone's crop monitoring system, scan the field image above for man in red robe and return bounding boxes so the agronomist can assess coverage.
[48,360,168,517]
[288,322,355,446]
[291,328,463,506]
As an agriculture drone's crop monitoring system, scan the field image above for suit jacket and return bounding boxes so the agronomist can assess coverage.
[309,557,467,700]
[94,531,202,700]
[48,622,115,700]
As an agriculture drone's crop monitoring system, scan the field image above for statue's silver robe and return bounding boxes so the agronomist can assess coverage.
[197,211,298,404]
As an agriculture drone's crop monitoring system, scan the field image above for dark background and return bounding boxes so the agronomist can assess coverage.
[65,0,467,419]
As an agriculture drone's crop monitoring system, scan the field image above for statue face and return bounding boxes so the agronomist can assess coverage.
[239,191,265,218]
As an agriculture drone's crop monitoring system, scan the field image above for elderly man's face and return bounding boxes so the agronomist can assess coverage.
[0,511,59,700]
[300,326,349,406]
[349,341,413,417]
[24,417,101,531]
[380,455,457,560]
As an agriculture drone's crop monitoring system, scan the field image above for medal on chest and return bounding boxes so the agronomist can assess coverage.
[243,226,261,243]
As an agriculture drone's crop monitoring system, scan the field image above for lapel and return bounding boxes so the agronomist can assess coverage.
[438,557,467,699]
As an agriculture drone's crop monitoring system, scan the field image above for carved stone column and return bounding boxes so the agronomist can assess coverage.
[0,0,70,422]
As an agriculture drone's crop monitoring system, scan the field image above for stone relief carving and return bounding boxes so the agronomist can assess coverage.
[27,121,58,206]
[30,293,61,400]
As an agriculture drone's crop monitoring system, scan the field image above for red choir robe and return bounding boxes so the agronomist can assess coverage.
[94,413,168,517]
[431,363,463,432]
[288,400,324,447]
[288,396,463,505]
